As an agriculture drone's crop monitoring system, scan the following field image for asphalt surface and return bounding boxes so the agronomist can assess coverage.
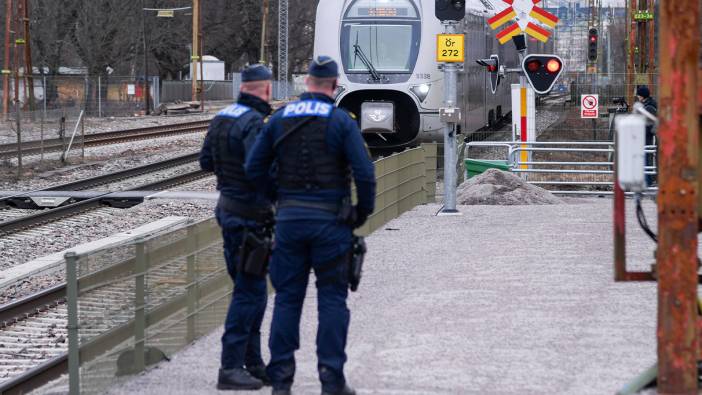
[99,199,661,395]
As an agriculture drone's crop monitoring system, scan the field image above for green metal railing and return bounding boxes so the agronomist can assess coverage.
[63,145,439,394]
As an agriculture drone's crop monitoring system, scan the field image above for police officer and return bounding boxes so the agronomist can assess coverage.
[199,64,274,391]
[636,86,658,186]
[246,56,376,395]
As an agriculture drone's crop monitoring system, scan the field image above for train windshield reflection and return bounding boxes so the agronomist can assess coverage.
[346,24,414,72]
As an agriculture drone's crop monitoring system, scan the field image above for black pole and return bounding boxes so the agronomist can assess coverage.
[142,0,151,115]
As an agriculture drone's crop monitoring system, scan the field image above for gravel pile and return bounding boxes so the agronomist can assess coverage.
[456,168,562,205]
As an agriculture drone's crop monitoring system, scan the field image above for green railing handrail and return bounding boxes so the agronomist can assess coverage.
[65,145,439,394]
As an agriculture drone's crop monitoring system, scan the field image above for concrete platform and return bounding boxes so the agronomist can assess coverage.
[101,200,660,395]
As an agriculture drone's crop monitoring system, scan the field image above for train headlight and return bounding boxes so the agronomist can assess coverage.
[410,83,431,103]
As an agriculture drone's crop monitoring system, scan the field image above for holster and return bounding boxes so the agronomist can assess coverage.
[337,197,356,226]
[237,229,273,278]
[349,236,367,292]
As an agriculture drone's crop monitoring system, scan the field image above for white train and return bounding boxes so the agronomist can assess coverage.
[314,0,552,148]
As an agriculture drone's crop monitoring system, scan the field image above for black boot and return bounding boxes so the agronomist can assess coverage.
[217,367,264,390]
[321,384,356,395]
[271,389,292,395]
[247,364,271,386]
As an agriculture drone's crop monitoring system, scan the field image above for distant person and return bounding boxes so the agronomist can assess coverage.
[246,56,376,395]
[636,86,657,186]
[199,64,275,391]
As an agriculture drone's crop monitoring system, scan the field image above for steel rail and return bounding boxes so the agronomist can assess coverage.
[0,169,209,237]
[0,153,201,209]
[0,120,211,159]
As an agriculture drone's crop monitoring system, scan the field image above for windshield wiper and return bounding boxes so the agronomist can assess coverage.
[353,34,382,82]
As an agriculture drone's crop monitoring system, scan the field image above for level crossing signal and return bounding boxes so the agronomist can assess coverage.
[521,54,564,94]
[435,0,466,21]
[476,55,502,94]
[588,28,598,62]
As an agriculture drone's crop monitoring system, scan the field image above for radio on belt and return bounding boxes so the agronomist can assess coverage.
[439,107,461,123]
[615,115,647,192]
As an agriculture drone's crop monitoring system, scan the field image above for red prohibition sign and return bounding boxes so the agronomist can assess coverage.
[582,95,598,109]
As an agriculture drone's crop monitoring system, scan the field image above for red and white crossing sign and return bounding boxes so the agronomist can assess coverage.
[487,0,560,45]
[581,94,599,119]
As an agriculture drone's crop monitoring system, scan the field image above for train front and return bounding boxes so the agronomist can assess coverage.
[315,0,442,149]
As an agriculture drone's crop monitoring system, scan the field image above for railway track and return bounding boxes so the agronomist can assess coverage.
[0,245,222,394]
[0,152,201,210]
[0,120,211,160]
[0,169,209,238]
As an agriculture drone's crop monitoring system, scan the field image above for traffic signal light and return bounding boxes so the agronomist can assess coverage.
[476,54,501,94]
[435,0,465,21]
[588,28,598,62]
[521,54,564,94]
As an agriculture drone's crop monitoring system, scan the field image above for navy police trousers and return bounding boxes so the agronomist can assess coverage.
[217,210,268,370]
[266,218,353,393]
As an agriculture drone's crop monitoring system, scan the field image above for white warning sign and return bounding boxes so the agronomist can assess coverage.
[581,94,599,119]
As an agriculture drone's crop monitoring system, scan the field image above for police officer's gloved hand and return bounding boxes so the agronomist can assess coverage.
[352,206,371,229]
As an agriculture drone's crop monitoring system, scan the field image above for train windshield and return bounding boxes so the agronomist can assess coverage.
[341,0,420,78]
[347,24,414,72]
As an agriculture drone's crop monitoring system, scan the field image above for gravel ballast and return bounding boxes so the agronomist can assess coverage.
[457,168,562,205]
[0,194,216,304]
[88,199,662,395]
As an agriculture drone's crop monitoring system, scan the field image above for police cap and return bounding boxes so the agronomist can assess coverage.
[309,56,339,79]
[241,64,272,82]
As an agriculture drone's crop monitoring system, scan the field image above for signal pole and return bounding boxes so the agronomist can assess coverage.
[439,20,460,215]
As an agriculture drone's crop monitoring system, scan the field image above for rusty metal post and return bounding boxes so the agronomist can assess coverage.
[656,0,699,389]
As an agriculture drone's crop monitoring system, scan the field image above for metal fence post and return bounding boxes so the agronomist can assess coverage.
[186,225,198,343]
[134,237,147,373]
[65,252,80,395]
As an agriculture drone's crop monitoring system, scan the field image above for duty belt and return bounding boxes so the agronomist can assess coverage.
[277,199,340,214]
[217,196,273,222]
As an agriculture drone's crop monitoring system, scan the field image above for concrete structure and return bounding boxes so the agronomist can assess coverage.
[93,199,662,395]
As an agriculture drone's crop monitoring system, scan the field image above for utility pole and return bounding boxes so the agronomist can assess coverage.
[191,0,200,104]
[3,0,12,119]
[12,0,21,176]
[19,0,33,113]
[260,0,269,63]
[142,0,150,115]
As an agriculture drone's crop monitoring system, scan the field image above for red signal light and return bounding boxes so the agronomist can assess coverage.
[487,65,497,72]
[526,60,541,72]
[590,36,597,43]
[546,59,561,74]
